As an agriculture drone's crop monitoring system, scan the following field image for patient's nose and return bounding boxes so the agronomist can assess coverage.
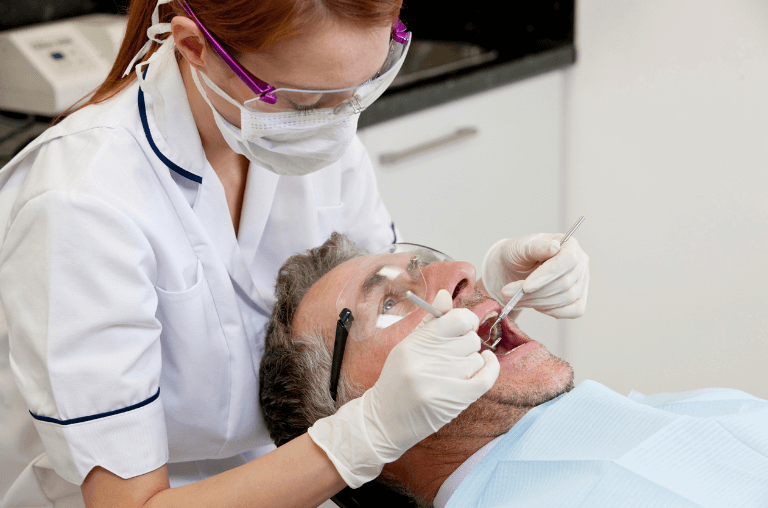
[421,261,476,303]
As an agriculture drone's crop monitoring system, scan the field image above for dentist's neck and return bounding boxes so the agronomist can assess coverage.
[179,59,248,175]
[179,59,249,235]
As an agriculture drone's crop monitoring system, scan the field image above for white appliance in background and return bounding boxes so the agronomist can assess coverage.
[0,14,127,116]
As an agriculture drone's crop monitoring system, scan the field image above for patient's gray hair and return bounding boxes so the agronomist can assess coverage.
[259,232,368,446]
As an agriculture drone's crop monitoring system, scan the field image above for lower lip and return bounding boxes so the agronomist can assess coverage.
[497,340,539,361]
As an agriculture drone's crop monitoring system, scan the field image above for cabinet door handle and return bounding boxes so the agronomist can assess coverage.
[378,127,478,166]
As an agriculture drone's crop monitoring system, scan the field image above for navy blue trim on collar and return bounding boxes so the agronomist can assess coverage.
[138,82,202,184]
[390,222,397,243]
[30,388,160,426]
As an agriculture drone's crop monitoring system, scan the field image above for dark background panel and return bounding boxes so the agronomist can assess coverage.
[1,0,574,62]
[0,0,130,31]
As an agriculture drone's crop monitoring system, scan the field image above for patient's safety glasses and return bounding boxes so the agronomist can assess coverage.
[330,243,453,400]
[177,0,411,116]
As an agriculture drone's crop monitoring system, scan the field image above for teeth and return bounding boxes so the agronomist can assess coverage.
[503,344,524,356]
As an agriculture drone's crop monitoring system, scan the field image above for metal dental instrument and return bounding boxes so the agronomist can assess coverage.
[486,216,586,350]
[405,291,443,318]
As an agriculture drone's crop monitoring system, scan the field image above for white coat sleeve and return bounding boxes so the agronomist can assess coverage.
[336,136,403,251]
[0,190,168,485]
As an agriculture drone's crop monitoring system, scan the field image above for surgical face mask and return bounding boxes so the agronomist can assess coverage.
[124,0,367,176]
[191,68,360,176]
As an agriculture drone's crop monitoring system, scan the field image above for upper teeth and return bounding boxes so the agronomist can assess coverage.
[503,344,523,356]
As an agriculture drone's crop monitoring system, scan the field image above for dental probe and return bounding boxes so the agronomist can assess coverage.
[405,291,443,318]
[486,216,586,350]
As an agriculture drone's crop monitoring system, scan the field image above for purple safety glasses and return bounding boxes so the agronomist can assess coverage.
[176,0,411,114]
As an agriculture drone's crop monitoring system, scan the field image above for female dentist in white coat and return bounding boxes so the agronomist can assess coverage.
[0,0,589,506]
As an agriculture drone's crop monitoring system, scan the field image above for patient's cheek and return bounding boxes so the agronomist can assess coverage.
[346,342,389,390]
[347,318,421,389]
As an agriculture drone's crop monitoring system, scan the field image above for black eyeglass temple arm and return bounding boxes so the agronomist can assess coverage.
[330,308,354,401]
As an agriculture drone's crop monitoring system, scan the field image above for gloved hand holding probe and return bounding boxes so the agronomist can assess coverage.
[308,289,500,488]
[482,231,590,319]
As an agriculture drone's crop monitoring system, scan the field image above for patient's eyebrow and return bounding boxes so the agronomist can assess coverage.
[361,264,389,299]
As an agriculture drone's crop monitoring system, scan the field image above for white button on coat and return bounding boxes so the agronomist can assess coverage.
[0,47,399,505]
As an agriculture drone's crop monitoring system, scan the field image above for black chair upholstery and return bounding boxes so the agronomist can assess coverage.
[331,481,421,508]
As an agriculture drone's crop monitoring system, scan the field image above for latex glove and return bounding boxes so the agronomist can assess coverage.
[482,233,589,319]
[308,289,499,488]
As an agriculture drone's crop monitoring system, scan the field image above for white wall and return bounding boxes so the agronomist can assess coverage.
[564,0,768,398]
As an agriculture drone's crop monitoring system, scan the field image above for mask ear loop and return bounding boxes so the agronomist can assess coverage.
[125,0,174,136]
[190,67,248,143]
[197,70,246,111]
[123,0,174,78]
[135,38,174,136]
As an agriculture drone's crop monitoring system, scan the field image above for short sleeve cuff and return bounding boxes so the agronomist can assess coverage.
[31,390,169,485]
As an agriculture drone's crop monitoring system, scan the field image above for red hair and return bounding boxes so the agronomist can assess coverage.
[57,0,401,120]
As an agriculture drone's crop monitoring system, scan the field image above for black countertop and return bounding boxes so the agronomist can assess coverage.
[1,0,575,131]
[359,0,576,128]
[358,44,575,129]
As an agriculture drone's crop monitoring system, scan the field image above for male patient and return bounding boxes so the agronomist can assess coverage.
[259,233,768,508]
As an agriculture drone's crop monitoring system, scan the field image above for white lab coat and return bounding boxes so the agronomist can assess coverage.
[0,48,398,507]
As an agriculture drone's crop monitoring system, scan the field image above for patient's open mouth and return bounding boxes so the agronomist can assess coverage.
[477,312,528,356]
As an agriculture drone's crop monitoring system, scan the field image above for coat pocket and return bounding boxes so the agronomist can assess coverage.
[155,260,205,303]
[154,259,230,461]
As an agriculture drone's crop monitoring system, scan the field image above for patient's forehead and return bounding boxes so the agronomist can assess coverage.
[292,256,367,341]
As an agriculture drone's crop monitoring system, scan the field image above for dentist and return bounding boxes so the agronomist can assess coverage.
[0,0,588,507]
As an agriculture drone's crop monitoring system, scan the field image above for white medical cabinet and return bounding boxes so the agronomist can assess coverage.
[0,14,126,116]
